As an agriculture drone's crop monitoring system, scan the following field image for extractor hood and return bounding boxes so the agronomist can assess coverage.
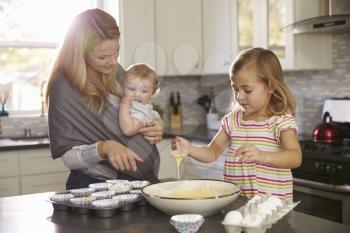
[285,0,350,34]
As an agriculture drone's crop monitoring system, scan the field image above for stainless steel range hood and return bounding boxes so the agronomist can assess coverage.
[286,0,350,34]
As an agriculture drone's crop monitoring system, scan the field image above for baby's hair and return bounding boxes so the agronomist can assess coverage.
[124,63,159,94]
[230,47,296,116]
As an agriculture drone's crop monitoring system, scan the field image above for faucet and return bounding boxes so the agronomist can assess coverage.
[40,81,47,117]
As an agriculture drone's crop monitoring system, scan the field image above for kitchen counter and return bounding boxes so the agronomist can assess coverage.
[1,192,349,233]
[0,137,50,151]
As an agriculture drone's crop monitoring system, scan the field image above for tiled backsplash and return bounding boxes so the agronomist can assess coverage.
[0,116,48,139]
[155,32,350,137]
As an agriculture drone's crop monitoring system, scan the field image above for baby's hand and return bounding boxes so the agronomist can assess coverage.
[235,144,261,163]
[120,96,133,106]
[171,136,191,155]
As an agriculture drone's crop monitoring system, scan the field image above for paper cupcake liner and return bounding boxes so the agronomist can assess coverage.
[90,190,116,200]
[70,196,96,207]
[170,214,205,233]
[69,188,96,197]
[50,193,75,204]
[112,193,139,203]
[106,179,130,185]
[108,183,132,194]
[129,180,150,189]
[91,199,120,209]
[88,182,113,191]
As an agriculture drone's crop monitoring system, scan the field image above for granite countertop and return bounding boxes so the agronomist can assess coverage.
[0,192,349,233]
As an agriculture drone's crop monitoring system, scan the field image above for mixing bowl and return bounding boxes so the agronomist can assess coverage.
[142,179,240,217]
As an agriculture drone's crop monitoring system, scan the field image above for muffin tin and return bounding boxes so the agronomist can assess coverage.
[49,180,149,218]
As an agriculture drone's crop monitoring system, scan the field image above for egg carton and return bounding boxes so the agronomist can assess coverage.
[222,195,300,233]
[48,180,150,218]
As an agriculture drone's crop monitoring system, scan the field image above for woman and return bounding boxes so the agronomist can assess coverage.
[46,8,163,189]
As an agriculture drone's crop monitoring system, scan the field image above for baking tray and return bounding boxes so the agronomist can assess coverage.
[48,180,150,218]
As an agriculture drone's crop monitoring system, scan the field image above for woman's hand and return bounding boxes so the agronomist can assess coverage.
[138,120,164,144]
[235,144,262,163]
[98,140,144,172]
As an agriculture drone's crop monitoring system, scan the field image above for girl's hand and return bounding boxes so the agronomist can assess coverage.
[98,140,144,171]
[138,120,164,144]
[172,136,191,155]
[235,144,261,163]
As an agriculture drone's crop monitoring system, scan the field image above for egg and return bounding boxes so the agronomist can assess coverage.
[257,202,274,217]
[242,213,265,227]
[223,210,243,225]
[267,196,283,210]
[248,195,263,205]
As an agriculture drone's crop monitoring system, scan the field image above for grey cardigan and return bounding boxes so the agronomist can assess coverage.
[48,68,160,181]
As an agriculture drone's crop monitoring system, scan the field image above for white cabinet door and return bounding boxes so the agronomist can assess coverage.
[119,0,156,69]
[202,0,236,74]
[0,177,20,197]
[157,139,178,179]
[0,151,19,177]
[21,172,68,195]
[19,148,68,175]
[155,0,202,76]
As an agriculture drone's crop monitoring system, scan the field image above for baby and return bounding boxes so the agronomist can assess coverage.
[119,63,161,136]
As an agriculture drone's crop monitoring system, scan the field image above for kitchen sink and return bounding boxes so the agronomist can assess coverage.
[6,137,50,145]
[13,138,50,144]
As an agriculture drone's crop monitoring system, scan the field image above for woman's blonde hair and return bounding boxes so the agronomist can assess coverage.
[124,63,159,94]
[230,47,296,116]
[46,8,122,114]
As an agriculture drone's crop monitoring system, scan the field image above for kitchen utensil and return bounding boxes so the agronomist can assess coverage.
[312,111,342,143]
[197,95,211,113]
[141,179,240,217]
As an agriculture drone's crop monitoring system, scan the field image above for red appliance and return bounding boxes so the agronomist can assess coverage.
[312,111,342,143]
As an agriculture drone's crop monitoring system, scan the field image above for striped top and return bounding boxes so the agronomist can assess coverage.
[221,110,297,203]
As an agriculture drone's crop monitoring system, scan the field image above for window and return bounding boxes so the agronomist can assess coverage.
[0,0,119,114]
[268,0,286,58]
[235,0,287,63]
[238,0,253,52]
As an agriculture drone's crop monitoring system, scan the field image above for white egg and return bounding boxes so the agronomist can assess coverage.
[242,213,265,227]
[267,196,283,209]
[223,210,243,225]
[257,202,274,217]
[248,195,263,205]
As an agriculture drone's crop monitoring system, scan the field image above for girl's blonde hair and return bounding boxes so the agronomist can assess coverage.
[124,63,159,95]
[230,47,296,116]
[46,8,122,114]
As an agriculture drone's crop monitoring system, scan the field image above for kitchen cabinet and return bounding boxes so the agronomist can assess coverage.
[283,0,333,70]
[229,0,332,71]
[119,0,332,74]
[182,140,225,180]
[154,0,202,76]
[118,0,156,69]
[0,148,68,197]
[202,0,237,74]
[157,139,178,179]
[119,0,202,76]
[157,138,225,180]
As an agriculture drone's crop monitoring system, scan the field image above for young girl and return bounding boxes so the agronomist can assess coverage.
[174,48,302,203]
[119,63,161,136]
